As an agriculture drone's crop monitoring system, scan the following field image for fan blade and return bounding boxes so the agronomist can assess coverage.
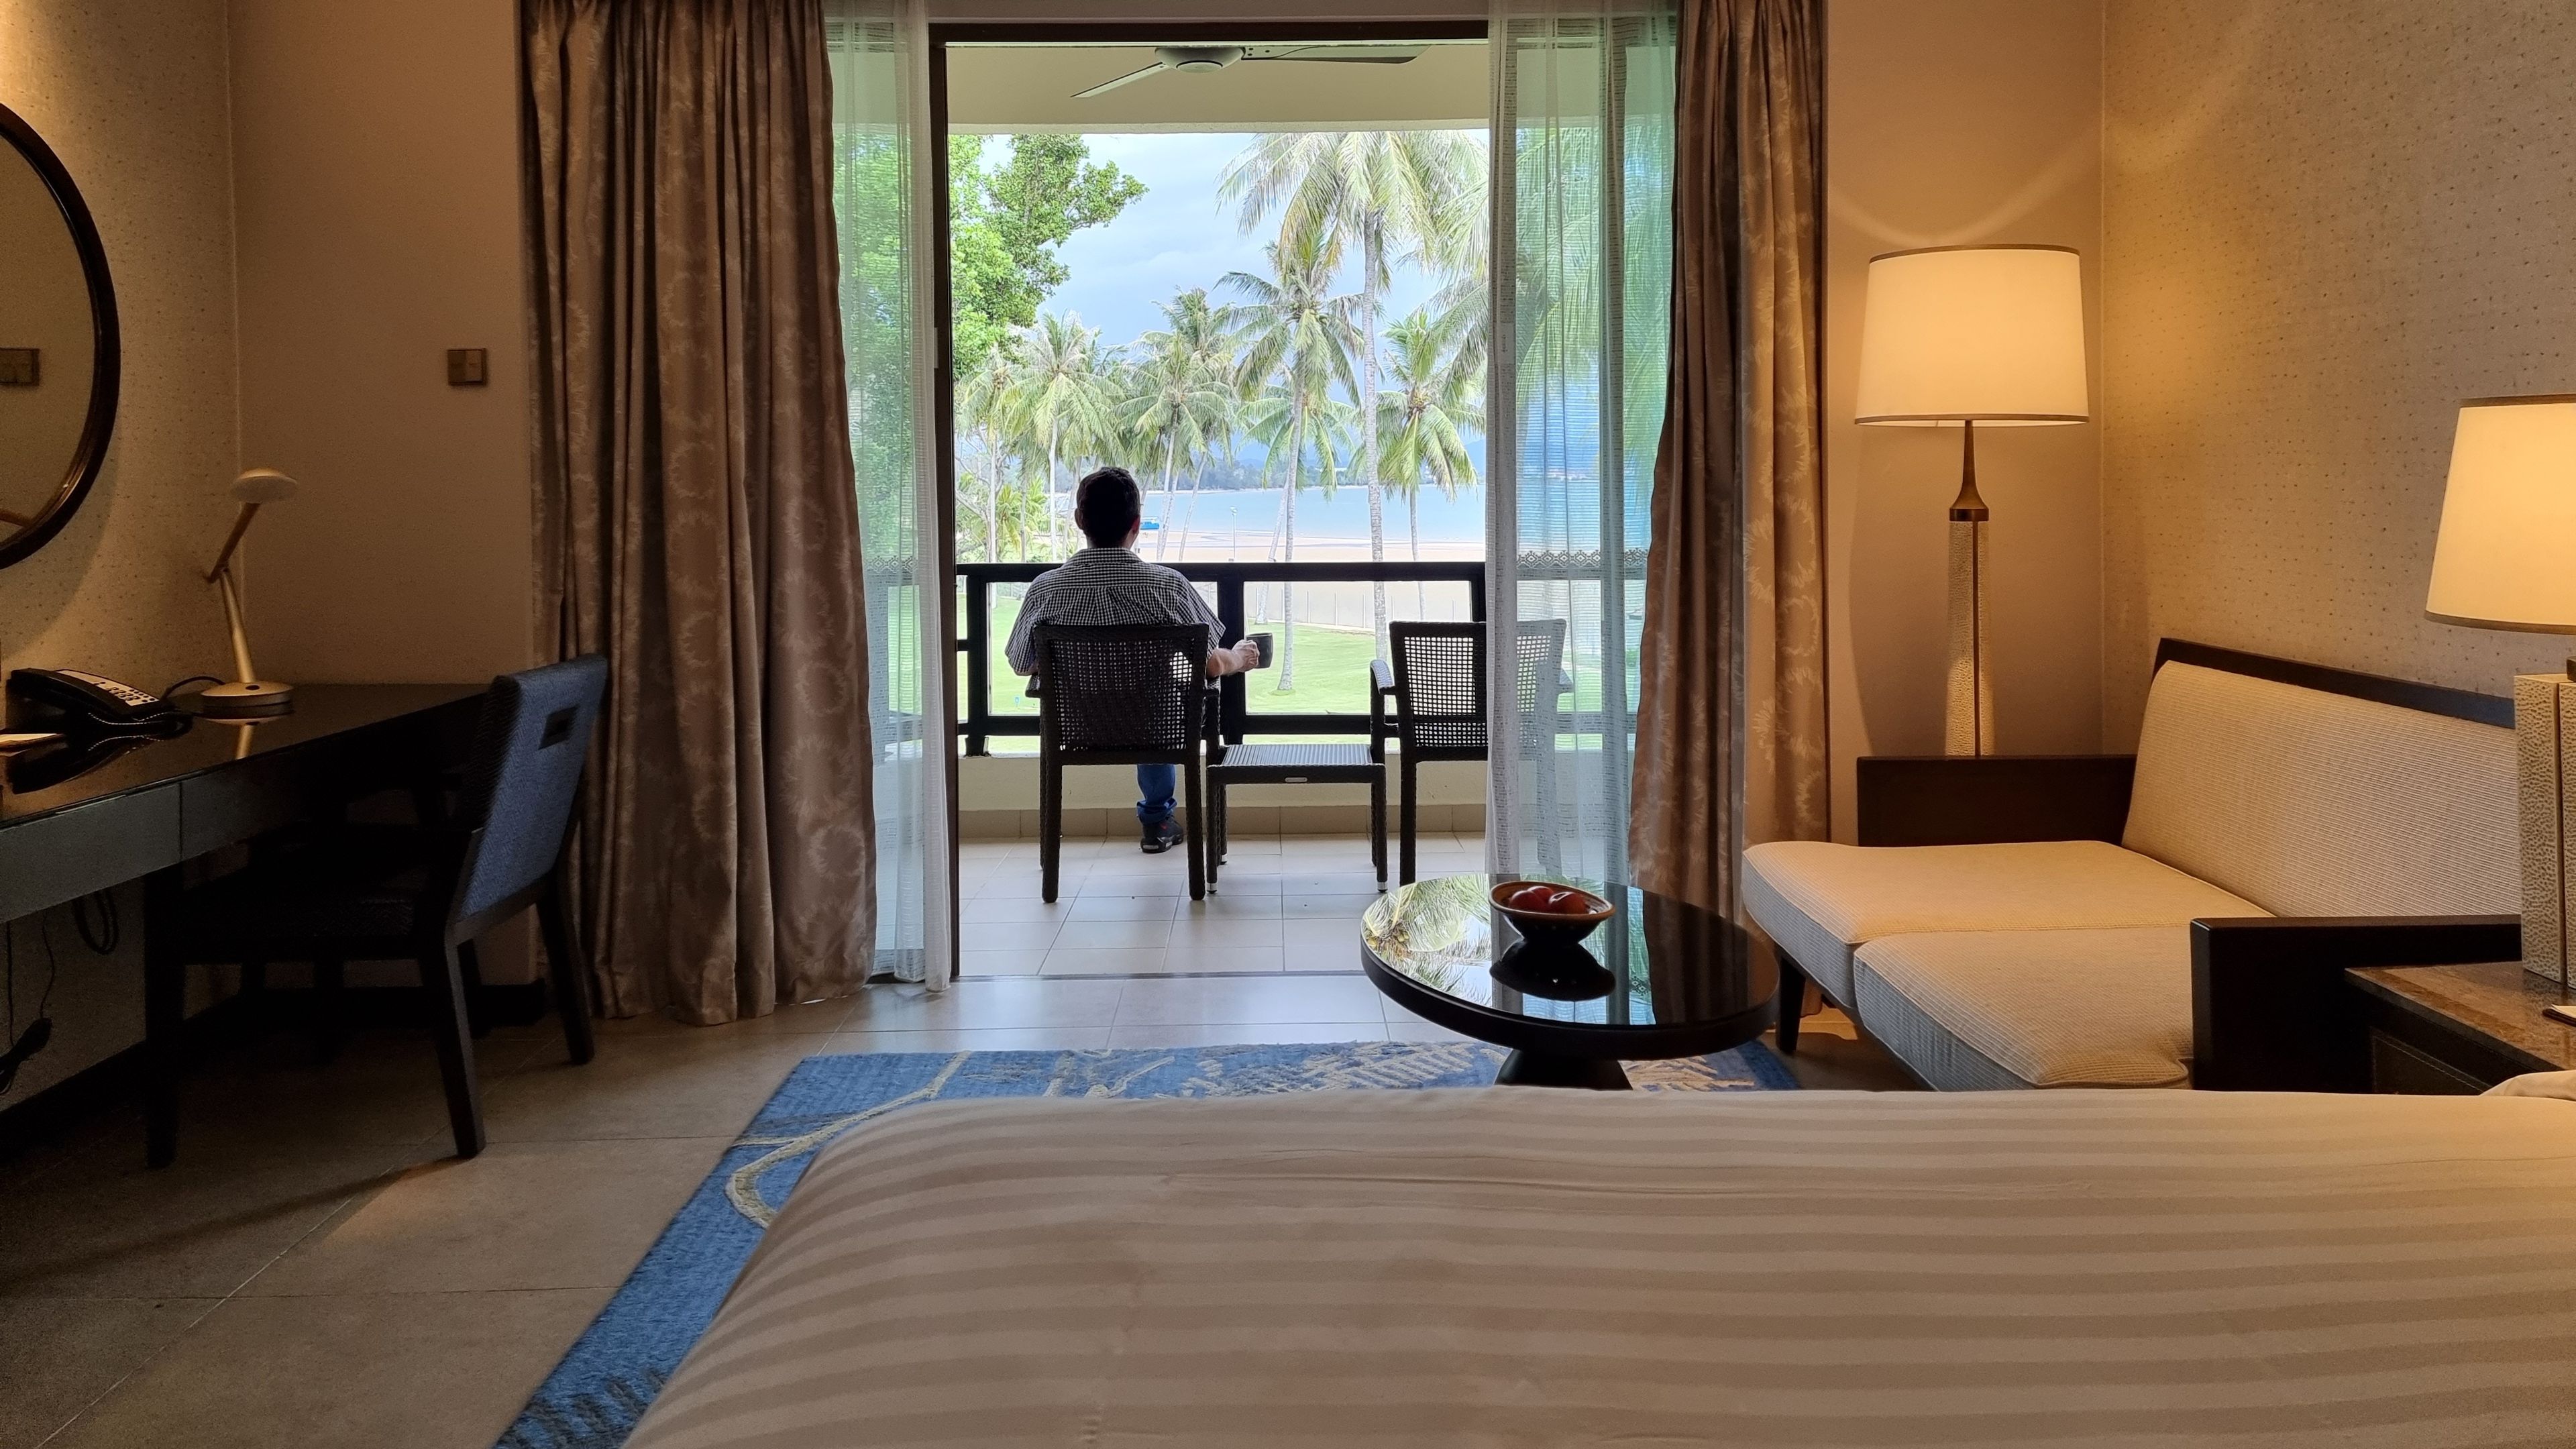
[1246,45,1426,65]
[1073,64,1167,99]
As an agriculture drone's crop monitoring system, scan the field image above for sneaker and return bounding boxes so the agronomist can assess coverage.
[1139,817,1184,855]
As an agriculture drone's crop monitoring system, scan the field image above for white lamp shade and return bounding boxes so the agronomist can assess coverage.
[2425,395,2576,633]
[230,467,300,504]
[1855,246,2090,425]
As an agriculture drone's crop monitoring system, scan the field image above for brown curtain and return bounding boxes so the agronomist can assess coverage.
[524,0,877,1024]
[1630,0,1829,915]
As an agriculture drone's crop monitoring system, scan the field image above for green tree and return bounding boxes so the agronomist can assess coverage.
[1222,130,1485,655]
[1003,311,1120,559]
[1146,288,1244,557]
[949,135,1144,376]
[1378,303,1484,614]
[955,335,1023,563]
[1128,289,1241,559]
[1223,231,1360,690]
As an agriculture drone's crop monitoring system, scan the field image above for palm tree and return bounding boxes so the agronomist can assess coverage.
[1378,303,1484,616]
[1222,130,1485,655]
[1136,288,1242,559]
[1125,344,1234,561]
[1223,230,1360,690]
[1004,311,1118,559]
[956,339,1024,564]
[992,474,1051,562]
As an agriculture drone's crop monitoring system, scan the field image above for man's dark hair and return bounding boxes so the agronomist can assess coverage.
[1075,466,1142,548]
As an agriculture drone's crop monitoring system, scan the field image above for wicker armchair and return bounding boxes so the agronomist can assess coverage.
[1380,621,1567,882]
[1032,623,1214,902]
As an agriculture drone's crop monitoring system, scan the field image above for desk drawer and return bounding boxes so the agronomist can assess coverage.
[0,786,180,919]
[2369,1030,2490,1094]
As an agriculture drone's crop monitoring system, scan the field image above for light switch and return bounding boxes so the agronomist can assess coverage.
[0,348,38,387]
[446,348,488,386]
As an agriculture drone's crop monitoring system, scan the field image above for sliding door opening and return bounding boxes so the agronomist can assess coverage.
[899,17,1672,962]
[935,28,1491,793]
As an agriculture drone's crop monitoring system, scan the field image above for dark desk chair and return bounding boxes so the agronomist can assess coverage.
[149,656,608,1164]
[1381,621,1567,883]
[1034,624,1210,902]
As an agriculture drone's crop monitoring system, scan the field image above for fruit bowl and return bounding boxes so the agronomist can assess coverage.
[1489,879,1615,949]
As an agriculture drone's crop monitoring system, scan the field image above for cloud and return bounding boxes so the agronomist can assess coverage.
[1018,131,1467,353]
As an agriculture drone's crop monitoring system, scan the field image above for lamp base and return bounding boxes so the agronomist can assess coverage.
[2517,670,2576,989]
[193,680,294,718]
[1944,517,1993,757]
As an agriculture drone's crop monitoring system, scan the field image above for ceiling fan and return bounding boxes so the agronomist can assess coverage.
[1072,44,1426,100]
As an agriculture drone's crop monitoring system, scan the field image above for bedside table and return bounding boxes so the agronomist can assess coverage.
[2344,962,2576,1093]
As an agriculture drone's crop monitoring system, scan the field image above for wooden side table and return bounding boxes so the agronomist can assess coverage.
[2344,962,2576,1093]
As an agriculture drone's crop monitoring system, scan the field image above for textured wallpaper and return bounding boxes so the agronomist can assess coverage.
[0,0,239,691]
[0,0,240,1100]
[2101,0,2576,743]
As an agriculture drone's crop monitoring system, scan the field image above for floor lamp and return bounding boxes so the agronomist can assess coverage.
[1855,246,2090,756]
[2424,394,2576,994]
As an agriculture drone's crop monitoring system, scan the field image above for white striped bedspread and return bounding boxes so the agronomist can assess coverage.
[629,1087,2576,1449]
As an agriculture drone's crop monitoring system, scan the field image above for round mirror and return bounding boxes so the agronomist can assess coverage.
[0,102,118,570]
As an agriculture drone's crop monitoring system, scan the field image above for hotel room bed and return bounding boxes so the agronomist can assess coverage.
[627,1087,2576,1449]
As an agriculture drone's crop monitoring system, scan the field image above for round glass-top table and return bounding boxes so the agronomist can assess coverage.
[1359,873,1780,1089]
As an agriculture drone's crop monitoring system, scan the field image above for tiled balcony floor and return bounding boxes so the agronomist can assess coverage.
[957,832,1478,979]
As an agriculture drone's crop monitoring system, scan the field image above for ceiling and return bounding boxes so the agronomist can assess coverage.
[945,40,1488,133]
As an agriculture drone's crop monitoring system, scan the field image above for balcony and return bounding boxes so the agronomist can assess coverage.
[955,559,1492,839]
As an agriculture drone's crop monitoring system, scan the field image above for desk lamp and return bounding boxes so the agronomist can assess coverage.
[2425,394,2576,988]
[197,467,298,718]
[1855,245,2090,755]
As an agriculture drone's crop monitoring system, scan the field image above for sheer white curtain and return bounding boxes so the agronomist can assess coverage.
[1487,0,1678,883]
[828,0,953,988]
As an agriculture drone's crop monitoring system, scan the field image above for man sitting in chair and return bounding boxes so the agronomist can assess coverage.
[1008,466,1261,855]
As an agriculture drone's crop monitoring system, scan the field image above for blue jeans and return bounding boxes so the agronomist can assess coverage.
[1136,764,1176,826]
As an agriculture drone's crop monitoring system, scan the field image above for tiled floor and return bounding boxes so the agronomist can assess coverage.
[0,835,1914,1449]
[957,830,1477,977]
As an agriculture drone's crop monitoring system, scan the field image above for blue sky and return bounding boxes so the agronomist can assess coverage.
[1036,131,1452,352]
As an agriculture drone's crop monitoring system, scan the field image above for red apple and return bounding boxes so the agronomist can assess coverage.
[1505,883,1557,911]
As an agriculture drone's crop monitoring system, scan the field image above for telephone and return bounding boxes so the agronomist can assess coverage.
[7,668,190,736]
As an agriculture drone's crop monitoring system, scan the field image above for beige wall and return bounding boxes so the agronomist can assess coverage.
[0,0,243,1099]
[0,0,241,692]
[2100,0,2576,741]
[1823,0,2104,840]
[0,0,540,1095]
[228,0,535,686]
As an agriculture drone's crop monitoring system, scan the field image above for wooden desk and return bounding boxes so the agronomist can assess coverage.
[1,684,487,1161]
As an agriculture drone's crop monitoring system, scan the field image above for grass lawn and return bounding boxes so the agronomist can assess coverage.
[970,594,1630,724]
[978,596,1386,718]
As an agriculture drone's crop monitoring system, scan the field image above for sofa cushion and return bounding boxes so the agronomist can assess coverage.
[1854,928,2198,1089]
[2123,660,2516,918]
[1741,839,2266,1004]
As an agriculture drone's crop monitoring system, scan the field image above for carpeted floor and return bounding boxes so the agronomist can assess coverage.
[492,1038,1796,1449]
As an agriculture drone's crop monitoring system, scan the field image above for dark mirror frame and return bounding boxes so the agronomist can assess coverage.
[0,100,120,571]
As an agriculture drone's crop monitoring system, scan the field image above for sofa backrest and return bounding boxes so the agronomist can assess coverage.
[2122,657,2516,918]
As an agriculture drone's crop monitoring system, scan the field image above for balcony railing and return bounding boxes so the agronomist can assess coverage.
[957,559,1487,755]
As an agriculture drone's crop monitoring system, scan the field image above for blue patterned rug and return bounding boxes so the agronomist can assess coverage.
[493,1038,1796,1449]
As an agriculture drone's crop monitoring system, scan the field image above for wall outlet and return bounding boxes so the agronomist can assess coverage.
[445,348,488,386]
[0,348,38,386]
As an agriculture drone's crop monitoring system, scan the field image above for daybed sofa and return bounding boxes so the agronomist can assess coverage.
[1746,641,2523,1091]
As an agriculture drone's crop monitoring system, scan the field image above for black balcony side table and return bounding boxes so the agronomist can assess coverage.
[1359,873,1780,1089]
[1205,743,1387,887]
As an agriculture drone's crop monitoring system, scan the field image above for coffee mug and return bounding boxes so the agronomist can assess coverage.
[1246,632,1275,667]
